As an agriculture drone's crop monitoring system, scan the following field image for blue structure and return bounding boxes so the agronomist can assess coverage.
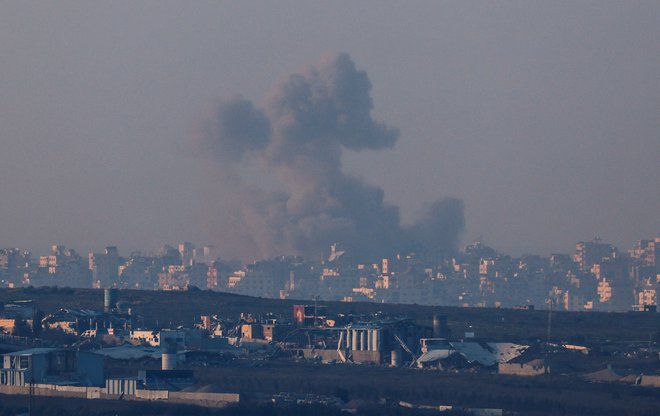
[1,347,104,386]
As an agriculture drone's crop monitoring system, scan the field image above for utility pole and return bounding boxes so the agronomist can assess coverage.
[28,376,35,416]
[546,299,553,351]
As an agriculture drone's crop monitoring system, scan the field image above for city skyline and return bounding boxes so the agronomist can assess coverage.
[1,2,659,259]
[2,234,658,313]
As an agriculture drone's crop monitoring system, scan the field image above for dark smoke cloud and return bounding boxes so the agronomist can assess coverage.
[200,95,270,161]
[199,52,464,261]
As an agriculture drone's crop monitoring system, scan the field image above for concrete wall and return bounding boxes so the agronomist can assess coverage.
[42,384,89,394]
[351,350,381,364]
[0,382,240,407]
[0,385,29,395]
[135,389,169,400]
[301,348,340,363]
[0,384,87,398]
[87,387,102,399]
[640,375,660,387]
[498,361,547,376]
[170,391,240,407]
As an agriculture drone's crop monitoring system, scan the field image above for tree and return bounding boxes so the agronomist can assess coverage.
[12,318,32,337]
[33,310,45,338]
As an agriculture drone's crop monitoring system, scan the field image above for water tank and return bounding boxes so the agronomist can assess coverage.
[162,352,177,370]
[104,288,118,313]
[391,349,401,367]
[162,340,177,370]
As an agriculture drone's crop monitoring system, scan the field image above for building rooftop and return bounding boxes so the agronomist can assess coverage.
[3,347,59,356]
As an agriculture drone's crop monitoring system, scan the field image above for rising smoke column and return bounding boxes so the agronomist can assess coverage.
[199,52,464,261]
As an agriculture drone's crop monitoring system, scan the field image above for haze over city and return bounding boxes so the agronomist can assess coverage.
[1,2,658,260]
[1,4,660,415]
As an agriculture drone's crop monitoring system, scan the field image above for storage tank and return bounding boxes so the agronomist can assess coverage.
[162,342,177,370]
[104,288,118,313]
[161,353,176,370]
[390,349,401,367]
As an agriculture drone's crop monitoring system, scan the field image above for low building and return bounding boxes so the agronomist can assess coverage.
[129,329,160,346]
[240,323,263,340]
[43,308,106,335]
[129,329,185,347]
[261,323,287,342]
[0,348,104,387]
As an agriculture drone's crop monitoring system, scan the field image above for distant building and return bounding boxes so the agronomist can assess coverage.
[89,246,121,288]
[36,245,89,287]
[178,242,195,267]
[629,238,658,268]
[637,289,657,306]
[206,263,220,290]
[574,238,616,272]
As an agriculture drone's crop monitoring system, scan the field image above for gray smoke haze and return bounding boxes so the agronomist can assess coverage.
[200,53,464,261]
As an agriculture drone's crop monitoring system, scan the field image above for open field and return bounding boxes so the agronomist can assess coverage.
[0,393,353,416]
[2,360,660,416]
[191,360,660,416]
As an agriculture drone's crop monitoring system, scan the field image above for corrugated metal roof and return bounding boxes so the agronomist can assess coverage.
[417,349,454,363]
[486,343,529,364]
[450,342,496,366]
[93,345,161,360]
[4,347,59,356]
[419,342,529,367]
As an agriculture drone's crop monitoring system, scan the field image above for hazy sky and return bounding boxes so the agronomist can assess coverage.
[1,1,658,258]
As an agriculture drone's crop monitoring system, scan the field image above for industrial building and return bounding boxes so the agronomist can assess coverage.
[293,316,428,365]
[0,347,104,387]
[416,340,530,369]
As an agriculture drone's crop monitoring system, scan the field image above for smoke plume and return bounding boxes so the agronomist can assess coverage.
[199,53,464,261]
